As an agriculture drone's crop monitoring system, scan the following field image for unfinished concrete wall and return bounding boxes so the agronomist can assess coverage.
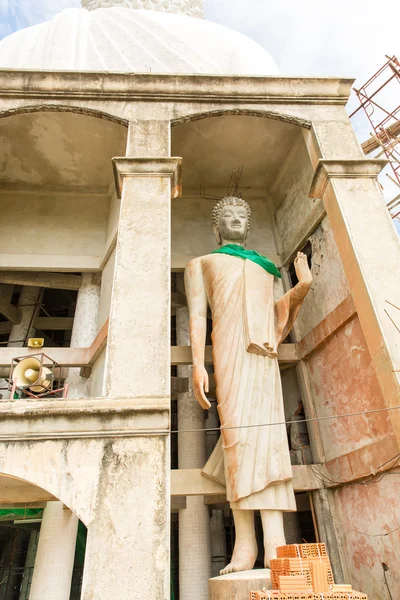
[0,192,109,260]
[272,131,322,257]
[295,216,350,338]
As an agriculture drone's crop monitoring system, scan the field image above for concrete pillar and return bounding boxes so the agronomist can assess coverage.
[80,121,180,600]
[29,502,78,600]
[66,273,100,398]
[0,286,42,399]
[210,509,227,578]
[305,126,400,446]
[177,295,211,600]
[19,530,39,600]
[8,286,42,345]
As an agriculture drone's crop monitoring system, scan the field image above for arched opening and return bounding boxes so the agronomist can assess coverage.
[170,113,318,596]
[0,109,127,387]
[0,474,84,600]
[0,109,127,272]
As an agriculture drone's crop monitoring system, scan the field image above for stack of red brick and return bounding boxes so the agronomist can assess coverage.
[250,543,367,600]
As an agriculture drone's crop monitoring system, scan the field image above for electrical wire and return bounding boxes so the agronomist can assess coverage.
[350,524,400,538]
[171,402,400,434]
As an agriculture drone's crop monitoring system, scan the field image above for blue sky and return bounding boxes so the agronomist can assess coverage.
[0,0,399,206]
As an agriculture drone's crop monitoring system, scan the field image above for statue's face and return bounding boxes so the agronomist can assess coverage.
[218,204,248,242]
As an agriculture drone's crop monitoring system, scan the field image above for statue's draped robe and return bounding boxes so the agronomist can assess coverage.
[201,254,300,510]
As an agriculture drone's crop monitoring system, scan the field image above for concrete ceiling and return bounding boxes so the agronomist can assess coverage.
[172,115,300,191]
[0,112,127,191]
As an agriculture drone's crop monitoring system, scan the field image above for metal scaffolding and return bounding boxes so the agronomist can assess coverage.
[349,55,400,219]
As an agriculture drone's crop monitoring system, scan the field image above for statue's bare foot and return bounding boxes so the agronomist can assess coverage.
[263,543,277,569]
[264,537,285,569]
[220,539,257,575]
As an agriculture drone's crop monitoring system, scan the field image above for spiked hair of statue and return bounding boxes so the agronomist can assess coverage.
[212,196,252,230]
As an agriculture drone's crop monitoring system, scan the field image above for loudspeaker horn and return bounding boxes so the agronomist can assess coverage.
[12,357,53,392]
[28,338,44,348]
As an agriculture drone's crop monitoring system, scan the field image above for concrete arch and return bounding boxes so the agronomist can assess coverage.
[0,103,129,127]
[0,438,107,526]
[171,108,312,129]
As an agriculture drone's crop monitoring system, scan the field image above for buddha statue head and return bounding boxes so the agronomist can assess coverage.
[212,197,252,246]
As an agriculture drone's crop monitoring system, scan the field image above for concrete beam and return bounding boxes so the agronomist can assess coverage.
[298,295,356,358]
[171,344,299,365]
[0,254,101,273]
[0,70,354,106]
[34,317,74,331]
[171,465,323,497]
[0,272,83,291]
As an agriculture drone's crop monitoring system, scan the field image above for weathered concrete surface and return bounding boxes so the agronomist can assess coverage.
[306,315,393,467]
[0,397,169,523]
[81,436,169,600]
[306,151,400,447]
[333,478,400,599]
[295,216,350,338]
[104,147,178,397]
[67,273,100,398]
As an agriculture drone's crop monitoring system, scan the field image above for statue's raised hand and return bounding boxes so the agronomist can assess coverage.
[294,251,312,287]
[193,365,211,410]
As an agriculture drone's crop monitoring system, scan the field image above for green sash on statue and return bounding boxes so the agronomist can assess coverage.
[212,244,281,278]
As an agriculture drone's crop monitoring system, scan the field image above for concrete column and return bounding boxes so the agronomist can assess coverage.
[29,502,78,600]
[0,286,42,399]
[305,126,400,446]
[210,509,227,578]
[8,286,42,346]
[19,531,39,600]
[80,121,180,600]
[177,296,211,600]
[66,273,100,398]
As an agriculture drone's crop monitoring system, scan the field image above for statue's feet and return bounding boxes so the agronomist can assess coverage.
[263,543,277,569]
[220,539,257,575]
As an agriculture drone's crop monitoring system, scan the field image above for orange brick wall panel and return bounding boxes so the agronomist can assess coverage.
[306,314,392,464]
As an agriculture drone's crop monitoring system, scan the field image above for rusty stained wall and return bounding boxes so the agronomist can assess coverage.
[306,315,392,466]
[333,477,400,600]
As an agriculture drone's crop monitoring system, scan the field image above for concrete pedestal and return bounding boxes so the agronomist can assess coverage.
[209,569,272,600]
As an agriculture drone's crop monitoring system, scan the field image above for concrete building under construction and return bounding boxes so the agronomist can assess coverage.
[0,1,399,599]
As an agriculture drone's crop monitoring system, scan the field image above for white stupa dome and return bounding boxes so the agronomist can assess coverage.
[0,0,279,75]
